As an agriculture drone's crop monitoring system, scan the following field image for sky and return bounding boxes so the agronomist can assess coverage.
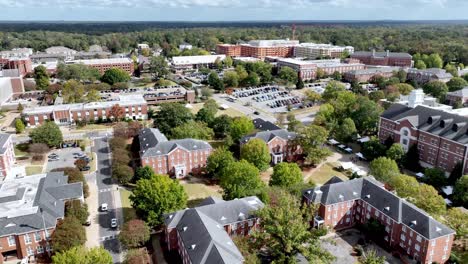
[0,0,467,21]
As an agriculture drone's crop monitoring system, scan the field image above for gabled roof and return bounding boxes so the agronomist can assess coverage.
[252,118,281,131]
[323,176,344,186]
[381,104,468,144]
[241,129,296,144]
[302,177,455,240]
[447,87,468,98]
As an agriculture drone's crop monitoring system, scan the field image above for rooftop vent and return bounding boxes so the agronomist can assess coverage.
[384,207,390,211]
[410,220,417,226]
[306,190,312,194]
[191,244,196,250]
[183,226,188,232]
[168,214,173,219]
[338,194,344,200]
[436,227,442,232]
[143,138,146,141]
[365,194,370,199]
[220,216,226,221]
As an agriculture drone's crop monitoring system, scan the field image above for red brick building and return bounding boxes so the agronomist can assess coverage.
[303,177,455,264]
[0,58,32,77]
[139,128,213,178]
[241,129,302,164]
[163,196,264,264]
[216,39,299,59]
[0,172,83,264]
[351,50,413,67]
[0,134,16,180]
[23,94,147,127]
[344,67,398,83]
[379,104,468,174]
[143,88,195,105]
[66,58,134,75]
[216,44,242,57]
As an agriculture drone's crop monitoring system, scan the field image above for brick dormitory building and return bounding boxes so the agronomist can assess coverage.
[303,177,455,264]
[379,103,468,174]
[0,172,84,263]
[163,196,264,264]
[351,50,413,68]
[138,128,213,178]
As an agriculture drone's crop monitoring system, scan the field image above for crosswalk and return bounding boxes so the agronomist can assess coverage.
[100,234,118,241]
[99,188,113,193]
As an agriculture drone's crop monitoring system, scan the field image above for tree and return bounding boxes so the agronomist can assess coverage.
[86,89,100,102]
[124,249,150,264]
[17,103,24,112]
[447,77,468,92]
[65,200,89,225]
[278,66,298,85]
[414,184,446,217]
[445,208,468,239]
[240,138,271,171]
[232,236,261,264]
[109,104,125,121]
[30,121,63,147]
[28,143,49,158]
[315,68,326,79]
[331,71,342,81]
[359,249,386,264]
[171,120,214,140]
[403,144,422,172]
[224,56,233,68]
[369,91,385,102]
[445,63,459,77]
[101,68,131,85]
[52,167,89,198]
[62,80,86,103]
[206,147,235,179]
[15,119,25,133]
[351,97,383,134]
[395,69,407,83]
[394,83,414,96]
[287,113,302,132]
[149,56,169,79]
[230,116,255,142]
[135,166,156,181]
[219,160,264,200]
[253,189,334,263]
[244,72,260,86]
[52,246,112,264]
[389,174,420,198]
[369,157,400,183]
[449,162,463,184]
[426,53,444,68]
[74,159,87,171]
[296,77,305,89]
[322,81,346,101]
[212,114,233,138]
[362,137,386,161]
[305,90,322,104]
[424,168,447,188]
[208,71,224,91]
[112,164,134,185]
[335,118,357,143]
[269,162,303,188]
[130,174,188,226]
[386,144,405,165]
[119,219,151,248]
[34,65,50,90]
[423,80,448,100]
[154,103,193,135]
[414,60,427,70]
[453,175,468,207]
[223,71,239,87]
[50,217,86,252]
[296,125,331,166]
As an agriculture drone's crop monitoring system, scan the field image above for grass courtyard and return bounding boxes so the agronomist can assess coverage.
[26,165,43,176]
[304,162,349,185]
[120,188,137,223]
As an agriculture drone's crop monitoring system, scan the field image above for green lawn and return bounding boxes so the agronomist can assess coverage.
[306,162,349,185]
[26,166,43,176]
[190,102,244,118]
[181,181,222,207]
[120,188,137,223]
[14,143,29,157]
[76,124,110,131]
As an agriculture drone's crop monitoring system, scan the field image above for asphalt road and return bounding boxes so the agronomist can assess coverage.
[93,136,122,263]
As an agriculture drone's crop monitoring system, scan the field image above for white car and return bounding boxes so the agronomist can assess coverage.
[110,218,118,228]
[101,203,108,211]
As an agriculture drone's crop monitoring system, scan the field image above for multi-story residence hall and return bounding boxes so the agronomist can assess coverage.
[303,177,455,264]
[0,133,16,181]
[351,50,413,67]
[379,104,468,174]
[241,129,302,164]
[0,172,84,263]
[163,196,264,264]
[139,128,213,178]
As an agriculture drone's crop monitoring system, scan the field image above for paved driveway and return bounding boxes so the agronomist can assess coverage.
[46,147,87,172]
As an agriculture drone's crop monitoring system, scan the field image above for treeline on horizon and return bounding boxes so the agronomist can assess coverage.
[0,22,467,64]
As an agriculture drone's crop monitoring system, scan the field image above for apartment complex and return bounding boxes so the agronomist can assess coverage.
[294,43,354,59]
[276,58,365,80]
[344,67,398,82]
[0,172,84,263]
[445,87,468,107]
[139,128,213,178]
[171,55,226,72]
[216,39,299,59]
[351,50,413,68]
[406,68,453,84]
[23,94,147,127]
[163,196,264,264]
[379,103,468,174]
[303,177,455,264]
[0,58,32,77]
[241,129,302,164]
[66,58,134,75]
[0,134,16,181]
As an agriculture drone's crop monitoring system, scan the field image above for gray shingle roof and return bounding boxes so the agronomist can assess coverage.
[447,87,468,97]
[0,172,83,236]
[302,177,454,239]
[139,128,212,158]
[352,51,412,58]
[241,129,296,144]
[164,196,264,264]
[381,104,468,144]
[0,133,11,154]
[252,118,281,131]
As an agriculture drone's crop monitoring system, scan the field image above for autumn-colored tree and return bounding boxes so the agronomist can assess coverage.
[109,104,125,121]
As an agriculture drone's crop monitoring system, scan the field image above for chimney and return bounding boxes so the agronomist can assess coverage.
[386,50,390,57]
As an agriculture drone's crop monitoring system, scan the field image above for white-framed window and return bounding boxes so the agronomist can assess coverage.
[375,211,379,217]
[37,245,44,254]
[431,240,436,246]
[400,234,406,241]
[8,235,16,246]
[26,246,34,256]
[415,244,420,252]
[402,225,407,232]
[24,234,32,244]
[35,231,41,242]
[416,235,422,242]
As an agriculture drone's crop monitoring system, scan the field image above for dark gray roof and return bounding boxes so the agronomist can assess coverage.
[139,128,212,158]
[323,176,344,186]
[381,104,468,144]
[164,196,264,264]
[241,129,296,144]
[352,51,412,59]
[381,103,412,119]
[0,133,11,154]
[302,177,454,239]
[197,196,225,207]
[447,87,468,98]
[0,172,83,236]
[252,118,281,131]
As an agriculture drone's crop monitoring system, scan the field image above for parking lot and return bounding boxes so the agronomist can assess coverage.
[46,147,90,172]
[231,85,303,113]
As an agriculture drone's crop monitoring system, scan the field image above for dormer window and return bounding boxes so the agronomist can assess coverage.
[365,194,370,199]
[427,117,433,124]
[384,207,390,211]
[452,124,458,132]
[410,220,417,226]
[440,120,445,128]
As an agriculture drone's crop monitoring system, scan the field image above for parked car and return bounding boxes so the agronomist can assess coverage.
[84,217,91,226]
[110,218,118,228]
[101,203,108,211]
[48,157,60,162]
[48,153,58,158]
[80,166,91,172]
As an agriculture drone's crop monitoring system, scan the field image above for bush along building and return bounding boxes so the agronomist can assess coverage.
[138,128,213,178]
[302,177,455,264]
[163,196,264,264]
[379,104,468,174]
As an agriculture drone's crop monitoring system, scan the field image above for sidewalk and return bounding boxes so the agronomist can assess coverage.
[85,173,100,249]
